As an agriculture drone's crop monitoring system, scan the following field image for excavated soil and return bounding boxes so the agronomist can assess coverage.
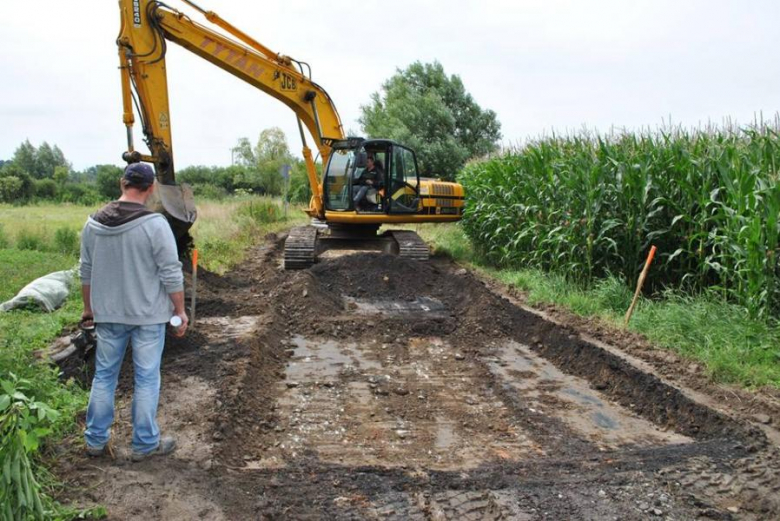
[52,234,780,520]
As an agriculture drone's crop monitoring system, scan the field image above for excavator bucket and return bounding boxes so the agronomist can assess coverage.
[147,183,198,255]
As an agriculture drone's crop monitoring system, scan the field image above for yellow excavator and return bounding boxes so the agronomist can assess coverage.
[116,0,465,268]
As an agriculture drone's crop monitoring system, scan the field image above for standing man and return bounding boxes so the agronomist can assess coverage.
[80,163,188,461]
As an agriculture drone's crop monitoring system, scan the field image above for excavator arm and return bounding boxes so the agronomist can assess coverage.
[116,0,345,224]
[116,0,464,267]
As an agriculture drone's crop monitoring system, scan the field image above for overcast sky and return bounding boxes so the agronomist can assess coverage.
[1,0,778,171]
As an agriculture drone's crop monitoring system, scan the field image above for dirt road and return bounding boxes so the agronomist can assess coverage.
[55,235,780,519]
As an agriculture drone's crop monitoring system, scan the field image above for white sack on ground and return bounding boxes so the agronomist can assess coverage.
[0,269,76,313]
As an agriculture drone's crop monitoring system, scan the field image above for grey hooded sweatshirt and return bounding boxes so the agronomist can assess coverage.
[80,202,183,325]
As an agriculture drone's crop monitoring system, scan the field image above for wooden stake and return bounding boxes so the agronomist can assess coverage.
[191,249,199,326]
[624,245,657,326]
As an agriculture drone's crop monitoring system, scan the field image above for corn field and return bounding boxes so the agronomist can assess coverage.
[459,123,780,318]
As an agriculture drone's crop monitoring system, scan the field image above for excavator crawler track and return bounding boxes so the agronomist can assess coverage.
[284,226,318,270]
[389,230,430,261]
[283,227,430,269]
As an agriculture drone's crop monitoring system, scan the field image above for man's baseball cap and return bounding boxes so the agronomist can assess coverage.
[123,163,155,187]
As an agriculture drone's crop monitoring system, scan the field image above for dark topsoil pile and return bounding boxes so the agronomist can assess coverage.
[204,246,762,454]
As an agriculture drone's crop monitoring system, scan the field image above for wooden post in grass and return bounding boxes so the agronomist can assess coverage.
[191,249,199,327]
[624,245,657,326]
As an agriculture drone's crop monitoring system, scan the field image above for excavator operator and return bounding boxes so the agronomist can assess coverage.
[353,154,385,211]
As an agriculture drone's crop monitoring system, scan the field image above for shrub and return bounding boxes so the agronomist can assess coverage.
[177,165,240,193]
[0,164,35,203]
[53,227,79,256]
[193,183,228,200]
[60,184,102,205]
[238,198,283,224]
[0,176,24,203]
[95,165,123,200]
[288,162,313,204]
[33,178,58,200]
[16,229,48,252]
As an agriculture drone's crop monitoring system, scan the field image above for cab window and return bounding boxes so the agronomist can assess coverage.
[388,145,419,213]
[401,148,418,182]
[324,149,354,210]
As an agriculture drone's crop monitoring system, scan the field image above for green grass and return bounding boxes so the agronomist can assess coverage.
[0,248,90,517]
[409,222,475,262]
[0,248,85,422]
[630,295,780,387]
[420,223,780,389]
[0,197,306,274]
[0,203,97,248]
[192,197,308,273]
[0,249,78,302]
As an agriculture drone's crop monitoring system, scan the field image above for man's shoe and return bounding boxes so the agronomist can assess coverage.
[131,436,176,462]
[85,444,106,457]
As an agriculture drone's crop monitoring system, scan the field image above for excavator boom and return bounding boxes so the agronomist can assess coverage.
[116,0,464,265]
[117,0,341,220]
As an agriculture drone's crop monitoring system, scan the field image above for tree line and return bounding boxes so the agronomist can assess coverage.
[1,61,501,204]
[0,129,313,205]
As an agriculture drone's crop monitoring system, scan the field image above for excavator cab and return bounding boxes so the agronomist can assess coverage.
[323,138,420,215]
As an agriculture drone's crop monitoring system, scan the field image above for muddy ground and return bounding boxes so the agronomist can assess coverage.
[52,234,780,520]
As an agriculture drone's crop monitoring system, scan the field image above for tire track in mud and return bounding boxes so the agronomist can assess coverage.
[56,236,780,520]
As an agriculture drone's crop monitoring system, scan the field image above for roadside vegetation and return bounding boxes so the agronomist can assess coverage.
[192,197,307,273]
[0,246,96,519]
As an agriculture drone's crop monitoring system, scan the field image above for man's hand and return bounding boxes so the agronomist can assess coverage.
[81,310,94,329]
[172,311,189,337]
[169,291,188,337]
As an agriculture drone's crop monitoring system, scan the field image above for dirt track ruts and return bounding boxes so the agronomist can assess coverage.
[53,234,780,520]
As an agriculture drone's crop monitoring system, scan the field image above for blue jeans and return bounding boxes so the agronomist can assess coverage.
[85,323,166,454]
[354,185,370,206]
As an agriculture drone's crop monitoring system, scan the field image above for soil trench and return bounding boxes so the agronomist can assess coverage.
[54,236,780,520]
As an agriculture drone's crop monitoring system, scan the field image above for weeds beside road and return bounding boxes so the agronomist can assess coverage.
[194,198,307,273]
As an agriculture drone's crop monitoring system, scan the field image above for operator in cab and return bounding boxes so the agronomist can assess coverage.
[353,154,384,210]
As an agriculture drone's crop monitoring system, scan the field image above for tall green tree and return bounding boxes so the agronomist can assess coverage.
[231,127,293,195]
[94,165,124,200]
[359,61,501,180]
[10,140,70,179]
[34,142,58,179]
[12,140,37,176]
